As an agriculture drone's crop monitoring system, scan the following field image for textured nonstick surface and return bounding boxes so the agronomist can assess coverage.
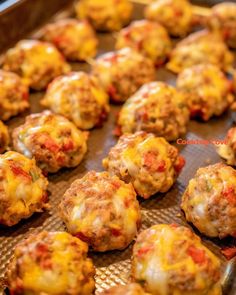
[0,2,236,294]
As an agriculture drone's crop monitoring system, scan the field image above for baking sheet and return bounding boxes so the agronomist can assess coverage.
[0,1,236,294]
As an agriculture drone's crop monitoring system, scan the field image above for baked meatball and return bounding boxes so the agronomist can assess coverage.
[181,163,236,238]
[91,47,156,103]
[0,120,9,153]
[115,20,172,66]
[75,0,133,32]
[12,111,88,173]
[167,30,234,74]
[41,72,109,130]
[99,284,148,295]
[41,19,98,61]
[8,231,95,295]
[207,2,236,49]
[0,151,48,226]
[145,0,193,37]
[176,64,233,121]
[0,70,29,121]
[3,40,71,90]
[132,224,221,295]
[116,82,189,141]
[217,127,236,167]
[103,132,185,199]
[59,171,141,252]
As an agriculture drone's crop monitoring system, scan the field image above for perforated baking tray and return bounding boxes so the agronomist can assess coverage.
[0,1,236,294]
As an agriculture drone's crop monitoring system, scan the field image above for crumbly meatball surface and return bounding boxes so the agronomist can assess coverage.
[59,171,141,252]
[99,283,149,295]
[92,47,156,103]
[115,20,172,66]
[176,64,233,121]
[12,111,88,173]
[3,40,71,90]
[116,82,189,141]
[41,72,109,130]
[8,231,95,295]
[181,163,236,238]
[132,224,222,295]
[41,19,98,61]
[145,0,193,37]
[217,128,236,165]
[0,120,9,153]
[75,0,133,32]
[0,70,29,121]
[0,151,48,226]
[167,30,234,74]
[103,132,185,199]
[207,2,236,48]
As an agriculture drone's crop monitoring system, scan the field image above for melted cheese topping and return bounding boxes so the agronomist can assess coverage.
[59,171,141,252]
[9,231,95,295]
[167,31,234,73]
[132,224,221,295]
[145,0,193,37]
[75,0,133,31]
[41,72,109,130]
[116,20,172,65]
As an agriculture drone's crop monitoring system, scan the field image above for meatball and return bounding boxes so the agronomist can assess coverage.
[116,82,189,141]
[181,163,236,238]
[41,19,98,61]
[12,111,88,173]
[167,30,234,74]
[145,0,193,37]
[91,47,156,103]
[176,64,233,121]
[217,128,236,166]
[99,284,148,295]
[0,70,29,121]
[0,151,48,226]
[75,0,133,32]
[41,72,109,130]
[115,20,172,66]
[3,40,71,90]
[0,120,9,153]
[103,132,185,199]
[59,171,141,252]
[132,224,221,295]
[8,231,95,295]
[207,2,236,49]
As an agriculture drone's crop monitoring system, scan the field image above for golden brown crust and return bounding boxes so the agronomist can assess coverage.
[0,120,9,153]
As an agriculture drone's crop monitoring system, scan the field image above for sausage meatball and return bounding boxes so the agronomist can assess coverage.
[116,82,189,141]
[99,284,148,295]
[0,120,9,153]
[145,0,193,37]
[12,111,88,173]
[103,132,185,199]
[207,2,236,49]
[41,19,98,61]
[0,151,48,226]
[3,40,71,90]
[59,171,141,252]
[132,224,221,295]
[41,72,109,130]
[115,20,172,66]
[167,30,234,74]
[181,163,236,238]
[8,231,95,295]
[91,48,156,103]
[217,127,236,167]
[75,0,133,32]
[0,70,29,121]
[176,64,233,121]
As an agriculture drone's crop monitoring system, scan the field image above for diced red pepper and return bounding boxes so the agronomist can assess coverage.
[174,156,185,174]
[187,246,206,265]
[108,85,118,101]
[111,228,121,237]
[170,223,179,229]
[44,138,60,153]
[62,140,74,152]
[137,246,152,257]
[22,91,29,101]
[221,247,236,260]
[113,125,122,137]
[10,164,31,182]
[222,186,236,205]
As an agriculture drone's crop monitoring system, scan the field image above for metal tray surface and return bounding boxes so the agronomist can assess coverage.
[0,1,236,294]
